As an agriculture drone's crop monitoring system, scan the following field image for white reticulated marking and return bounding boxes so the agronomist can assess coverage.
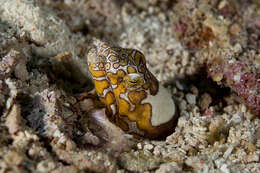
[131,50,137,60]
[126,91,136,111]
[107,63,118,73]
[110,104,117,115]
[143,84,176,126]
[107,54,119,62]
[102,87,111,97]
[101,47,110,54]
[121,63,129,72]
[92,76,106,81]
[91,66,101,71]
[111,84,117,89]
[127,73,141,81]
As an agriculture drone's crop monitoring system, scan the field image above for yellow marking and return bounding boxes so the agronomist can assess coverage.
[134,51,146,66]
[107,70,125,85]
[99,97,106,104]
[123,74,144,90]
[110,82,145,129]
[127,66,136,73]
[117,70,126,77]
[104,91,116,116]
[113,82,159,136]
[90,63,97,68]
[109,55,117,62]
[102,49,110,57]
[128,90,146,104]
[119,59,128,66]
[89,68,106,78]
[93,80,109,95]
[107,73,117,85]
[105,91,115,105]
[142,83,149,89]
[99,62,104,68]
[103,49,118,57]
[113,63,120,69]
[105,63,110,70]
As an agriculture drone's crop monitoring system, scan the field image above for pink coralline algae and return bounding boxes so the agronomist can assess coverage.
[171,0,260,117]
[207,58,260,116]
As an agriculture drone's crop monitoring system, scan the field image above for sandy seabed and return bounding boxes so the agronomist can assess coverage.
[0,0,259,172]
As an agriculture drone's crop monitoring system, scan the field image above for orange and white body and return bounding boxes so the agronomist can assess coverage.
[87,40,177,139]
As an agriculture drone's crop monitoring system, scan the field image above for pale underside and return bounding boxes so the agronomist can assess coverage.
[144,84,176,126]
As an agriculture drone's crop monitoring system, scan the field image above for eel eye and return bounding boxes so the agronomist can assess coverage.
[123,73,144,90]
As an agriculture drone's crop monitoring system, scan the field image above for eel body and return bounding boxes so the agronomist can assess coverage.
[87,41,177,139]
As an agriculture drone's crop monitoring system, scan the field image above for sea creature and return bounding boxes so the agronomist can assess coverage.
[87,40,177,139]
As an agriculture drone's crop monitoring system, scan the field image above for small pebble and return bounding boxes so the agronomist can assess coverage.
[66,140,76,151]
[190,85,199,96]
[175,80,184,90]
[231,112,243,124]
[229,24,241,37]
[137,143,143,150]
[83,132,100,145]
[5,151,23,165]
[144,144,154,151]
[153,146,161,156]
[172,87,177,94]
[198,93,212,110]
[220,164,230,173]
[37,160,56,172]
[179,100,187,111]
[244,154,259,163]
[185,93,196,105]
[223,146,235,159]
[181,55,189,66]
[212,73,223,82]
